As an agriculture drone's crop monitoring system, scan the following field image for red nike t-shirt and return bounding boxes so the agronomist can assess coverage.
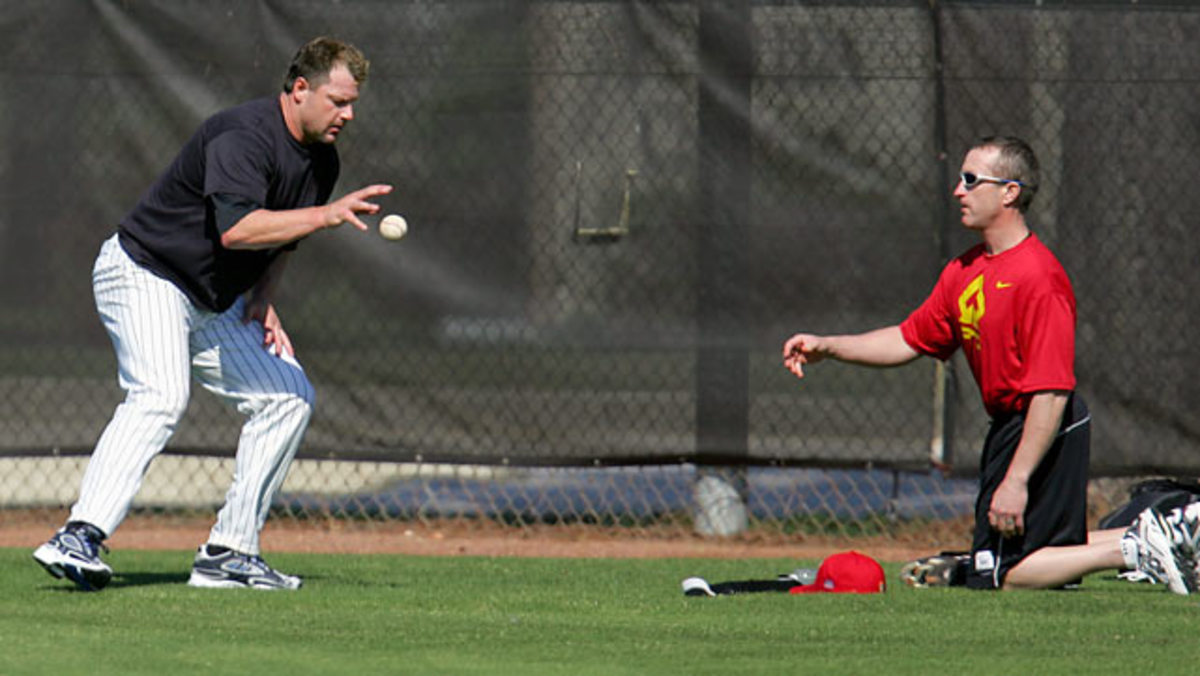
[900,234,1076,417]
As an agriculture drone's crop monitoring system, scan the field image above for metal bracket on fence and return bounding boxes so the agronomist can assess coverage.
[574,162,638,243]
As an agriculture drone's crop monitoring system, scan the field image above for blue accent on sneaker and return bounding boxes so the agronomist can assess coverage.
[187,545,302,590]
[1125,503,1200,595]
[1156,502,1200,594]
[32,523,113,591]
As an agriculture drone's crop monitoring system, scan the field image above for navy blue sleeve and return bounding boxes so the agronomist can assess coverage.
[204,129,272,206]
[209,192,262,235]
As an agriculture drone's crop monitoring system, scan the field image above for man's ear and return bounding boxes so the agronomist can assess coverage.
[1003,183,1022,208]
[290,76,311,104]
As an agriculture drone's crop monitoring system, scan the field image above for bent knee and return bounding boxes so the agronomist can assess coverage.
[261,361,315,408]
[291,375,316,409]
[123,385,191,421]
[272,375,315,414]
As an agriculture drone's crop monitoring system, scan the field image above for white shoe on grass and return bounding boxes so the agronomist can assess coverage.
[1121,504,1200,595]
[33,523,112,592]
[187,545,301,590]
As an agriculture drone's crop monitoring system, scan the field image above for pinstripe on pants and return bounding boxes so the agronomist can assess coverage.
[71,234,314,555]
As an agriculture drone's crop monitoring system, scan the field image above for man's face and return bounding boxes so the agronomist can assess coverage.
[953,146,1017,231]
[293,63,359,145]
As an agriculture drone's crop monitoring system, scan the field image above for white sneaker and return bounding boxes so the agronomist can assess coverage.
[1121,505,1197,595]
[32,523,112,592]
[1158,501,1200,593]
[187,545,301,590]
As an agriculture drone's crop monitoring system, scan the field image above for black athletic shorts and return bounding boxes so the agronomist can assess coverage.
[966,393,1091,590]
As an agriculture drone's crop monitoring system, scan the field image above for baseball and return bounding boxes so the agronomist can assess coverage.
[379,214,408,240]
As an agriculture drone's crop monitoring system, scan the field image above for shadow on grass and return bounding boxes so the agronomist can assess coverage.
[109,571,190,588]
[36,572,186,592]
[116,572,326,589]
[39,571,326,590]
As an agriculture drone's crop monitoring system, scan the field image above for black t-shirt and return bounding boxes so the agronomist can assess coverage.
[118,97,339,312]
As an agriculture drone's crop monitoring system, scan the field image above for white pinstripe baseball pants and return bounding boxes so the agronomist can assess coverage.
[70,234,314,555]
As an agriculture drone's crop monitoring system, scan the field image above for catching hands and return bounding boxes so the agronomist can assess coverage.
[324,184,393,231]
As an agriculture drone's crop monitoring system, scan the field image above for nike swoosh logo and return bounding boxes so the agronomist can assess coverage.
[995,281,1014,289]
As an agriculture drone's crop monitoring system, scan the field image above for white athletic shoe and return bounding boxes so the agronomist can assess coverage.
[187,545,302,590]
[1158,501,1200,593]
[33,523,112,592]
[1121,505,1200,595]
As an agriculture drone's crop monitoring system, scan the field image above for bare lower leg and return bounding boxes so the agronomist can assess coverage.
[1003,529,1128,589]
[1087,527,1125,545]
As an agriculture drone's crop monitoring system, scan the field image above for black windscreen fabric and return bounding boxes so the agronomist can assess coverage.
[0,1,1196,476]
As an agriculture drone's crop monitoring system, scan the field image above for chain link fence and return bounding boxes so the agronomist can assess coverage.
[2,1,1197,548]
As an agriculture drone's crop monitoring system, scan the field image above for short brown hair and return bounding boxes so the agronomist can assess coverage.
[282,37,369,93]
[974,135,1040,212]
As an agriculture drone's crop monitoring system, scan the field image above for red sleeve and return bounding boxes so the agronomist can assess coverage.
[899,268,960,361]
[1017,288,1076,393]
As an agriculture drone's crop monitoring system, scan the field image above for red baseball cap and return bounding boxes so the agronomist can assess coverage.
[789,551,886,594]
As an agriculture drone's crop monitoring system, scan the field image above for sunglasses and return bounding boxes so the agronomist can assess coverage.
[960,172,1027,190]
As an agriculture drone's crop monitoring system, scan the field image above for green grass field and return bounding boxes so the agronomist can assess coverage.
[2,547,1198,675]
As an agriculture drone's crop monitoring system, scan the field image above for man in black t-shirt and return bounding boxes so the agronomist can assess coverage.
[34,37,392,591]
